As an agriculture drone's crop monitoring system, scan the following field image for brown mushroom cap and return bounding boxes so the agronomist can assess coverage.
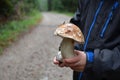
[54,23,85,43]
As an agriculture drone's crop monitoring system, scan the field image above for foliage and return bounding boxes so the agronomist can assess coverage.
[0,11,42,54]
[0,0,77,18]
[51,0,77,12]
[60,0,78,12]
[0,0,41,20]
[52,0,64,11]
[39,0,48,11]
[0,0,14,17]
[0,0,77,54]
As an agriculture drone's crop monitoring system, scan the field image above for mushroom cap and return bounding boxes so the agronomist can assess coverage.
[54,23,85,43]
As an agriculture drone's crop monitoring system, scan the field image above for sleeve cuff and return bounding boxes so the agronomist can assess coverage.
[86,51,94,63]
[84,51,94,71]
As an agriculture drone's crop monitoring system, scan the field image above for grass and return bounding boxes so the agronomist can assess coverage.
[0,10,42,54]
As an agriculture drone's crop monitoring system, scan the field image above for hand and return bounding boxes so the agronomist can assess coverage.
[64,50,86,72]
[53,50,86,72]
[53,56,65,67]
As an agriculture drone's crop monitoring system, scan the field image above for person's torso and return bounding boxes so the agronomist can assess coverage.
[79,0,120,51]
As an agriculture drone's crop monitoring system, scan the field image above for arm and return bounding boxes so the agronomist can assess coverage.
[62,45,120,73]
[92,45,120,73]
[85,45,120,74]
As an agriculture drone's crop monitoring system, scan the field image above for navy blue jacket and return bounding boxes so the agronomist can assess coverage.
[70,0,120,80]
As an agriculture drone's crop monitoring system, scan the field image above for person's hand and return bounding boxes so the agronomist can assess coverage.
[53,50,86,72]
[64,50,86,72]
[53,56,66,67]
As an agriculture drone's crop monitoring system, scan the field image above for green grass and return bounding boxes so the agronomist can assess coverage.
[0,10,42,54]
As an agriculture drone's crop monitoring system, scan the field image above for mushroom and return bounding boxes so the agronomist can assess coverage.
[54,22,85,62]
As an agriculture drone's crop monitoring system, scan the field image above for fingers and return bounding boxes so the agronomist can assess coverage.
[53,57,59,65]
[59,62,65,67]
[53,57,74,67]
[53,50,86,71]
[64,50,81,64]
[53,57,66,67]
[64,56,80,64]
[74,50,84,55]
[74,50,80,55]
[55,50,83,67]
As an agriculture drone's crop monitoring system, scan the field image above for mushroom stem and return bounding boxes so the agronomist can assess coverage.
[60,38,75,59]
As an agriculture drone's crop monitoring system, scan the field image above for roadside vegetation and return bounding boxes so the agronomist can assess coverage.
[0,0,42,54]
[0,0,77,54]
[0,11,42,54]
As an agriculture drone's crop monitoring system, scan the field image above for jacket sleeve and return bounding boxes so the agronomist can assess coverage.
[85,45,120,74]
[92,45,120,73]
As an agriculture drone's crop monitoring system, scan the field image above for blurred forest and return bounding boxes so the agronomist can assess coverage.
[0,0,41,22]
[0,0,77,22]
[0,0,77,53]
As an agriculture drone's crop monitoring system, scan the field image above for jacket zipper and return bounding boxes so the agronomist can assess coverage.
[83,0,104,51]
[79,1,104,80]
[100,2,119,38]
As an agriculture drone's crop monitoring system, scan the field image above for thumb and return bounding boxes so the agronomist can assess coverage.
[74,50,82,55]
[64,56,80,64]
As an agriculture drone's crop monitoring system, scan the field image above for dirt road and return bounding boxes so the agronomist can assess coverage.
[0,12,73,80]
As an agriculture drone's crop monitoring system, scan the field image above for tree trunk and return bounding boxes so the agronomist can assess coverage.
[48,0,52,11]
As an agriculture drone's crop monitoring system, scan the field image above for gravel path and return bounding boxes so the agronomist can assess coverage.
[0,12,73,80]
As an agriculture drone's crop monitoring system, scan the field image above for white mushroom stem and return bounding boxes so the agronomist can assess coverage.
[60,38,75,59]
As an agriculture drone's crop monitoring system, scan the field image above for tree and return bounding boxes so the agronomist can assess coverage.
[0,0,41,20]
[51,0,77,12]
[48,0,52,11]
[61,0,77,12]
[0,0,13,17]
